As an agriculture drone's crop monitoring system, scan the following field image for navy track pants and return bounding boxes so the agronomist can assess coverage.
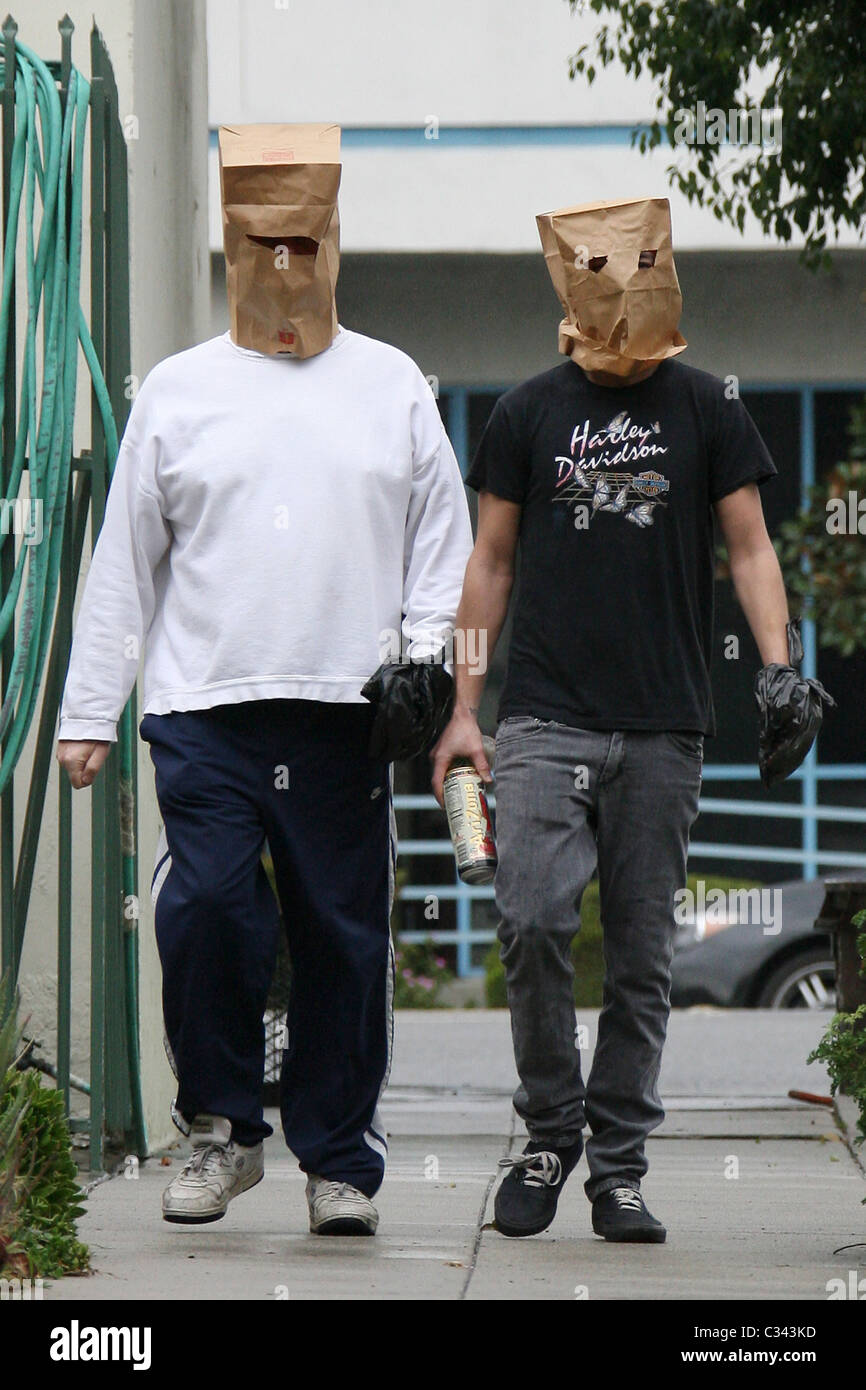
[140,698,395,1198]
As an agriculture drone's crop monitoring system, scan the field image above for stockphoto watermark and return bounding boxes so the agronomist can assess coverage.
[0,1276,44,1300]
[0,497,43,545]
[672,100,783,153]
[49,1321,152,1370]
[674,881,783,936]
[377,627,488,675]
[826,489,866,534]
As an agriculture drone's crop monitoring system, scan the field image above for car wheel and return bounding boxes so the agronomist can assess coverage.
[755,947,836,1009]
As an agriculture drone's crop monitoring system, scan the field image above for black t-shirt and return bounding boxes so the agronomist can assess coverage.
[466,358,777,736]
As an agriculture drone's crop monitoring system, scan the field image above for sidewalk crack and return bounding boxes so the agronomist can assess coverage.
[82,1170,117,1197]
[459,1108,517,1301]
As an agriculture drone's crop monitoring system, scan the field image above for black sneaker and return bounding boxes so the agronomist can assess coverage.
[591,1186,666,1243]
[493,1137,583,1238]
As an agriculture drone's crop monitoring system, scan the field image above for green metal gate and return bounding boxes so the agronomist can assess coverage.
[0,16,145,1170]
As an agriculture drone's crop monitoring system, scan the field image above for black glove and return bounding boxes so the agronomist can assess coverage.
[754,617,835,788]
[361,656,454,762]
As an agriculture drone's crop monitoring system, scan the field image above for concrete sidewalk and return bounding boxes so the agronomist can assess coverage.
[48,1010,866,1301]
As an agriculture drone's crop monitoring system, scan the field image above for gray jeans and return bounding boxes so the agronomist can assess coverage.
[492,718,703,1201]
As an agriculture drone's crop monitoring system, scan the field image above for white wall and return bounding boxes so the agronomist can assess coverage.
[207,139,786,254]
[204,0,839,255]
[207,0,660,126]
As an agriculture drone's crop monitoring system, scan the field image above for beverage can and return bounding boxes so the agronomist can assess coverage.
[443,758,497,885]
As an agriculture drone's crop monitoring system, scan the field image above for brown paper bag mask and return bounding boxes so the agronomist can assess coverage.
[219,123,341,358]
[536,196,687,379]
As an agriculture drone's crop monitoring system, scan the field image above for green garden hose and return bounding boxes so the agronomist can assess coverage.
[0,35,146,1155]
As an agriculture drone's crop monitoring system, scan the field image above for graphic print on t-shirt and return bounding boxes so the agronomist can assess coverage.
[554,409,670,528]
[465,358,779,735]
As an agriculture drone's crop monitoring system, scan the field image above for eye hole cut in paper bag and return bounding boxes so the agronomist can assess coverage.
[536,196,687,379]
[218,123,341,358]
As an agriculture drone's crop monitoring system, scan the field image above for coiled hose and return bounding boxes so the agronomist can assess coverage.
[0,35,146,1154]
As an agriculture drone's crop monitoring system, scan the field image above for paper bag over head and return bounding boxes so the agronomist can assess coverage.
[219,123,342,358]
[536,196,687,379]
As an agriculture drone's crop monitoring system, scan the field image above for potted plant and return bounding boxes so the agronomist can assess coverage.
[808,910,866,1159]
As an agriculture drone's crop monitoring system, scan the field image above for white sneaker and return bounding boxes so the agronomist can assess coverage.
[306,1175,379,1236]
[162,1115,264,1224]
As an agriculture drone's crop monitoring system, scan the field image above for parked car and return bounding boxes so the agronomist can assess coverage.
[670,876,846,1010]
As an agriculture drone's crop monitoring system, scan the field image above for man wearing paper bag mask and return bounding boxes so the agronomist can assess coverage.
[433,195,832,1244]
[55,123,473,1238]
[220,122,341,357]
[538,196,687,381]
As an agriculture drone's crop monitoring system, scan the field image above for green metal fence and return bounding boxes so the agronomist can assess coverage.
[0,16,144,1170]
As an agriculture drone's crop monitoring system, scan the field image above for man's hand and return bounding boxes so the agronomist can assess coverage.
[430,707,492,808]
[56,739,111,788]
[361,658,453,763]
[427,491,518,805]
[754,618,835,787]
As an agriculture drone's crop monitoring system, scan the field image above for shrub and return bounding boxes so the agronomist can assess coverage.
[393,940,453,1008]
[808,909,866,1153]
[0,974,30,1279]
[0,974,89,1279]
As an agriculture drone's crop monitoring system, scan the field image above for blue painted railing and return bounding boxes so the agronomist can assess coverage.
[395,765,866,977]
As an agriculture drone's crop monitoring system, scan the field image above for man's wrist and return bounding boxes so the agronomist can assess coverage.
[760,645,792,668]
[453,698,481,720]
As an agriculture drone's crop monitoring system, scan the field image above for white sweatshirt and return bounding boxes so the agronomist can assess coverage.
[58,328,473,742]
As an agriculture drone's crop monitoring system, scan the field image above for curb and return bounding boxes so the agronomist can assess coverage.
[834,1093,866,1177]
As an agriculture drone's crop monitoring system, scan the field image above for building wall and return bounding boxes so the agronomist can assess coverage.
[205,0,865,390]
[204,0,852,255]
[206,0,658,127]
[211,249,866,389]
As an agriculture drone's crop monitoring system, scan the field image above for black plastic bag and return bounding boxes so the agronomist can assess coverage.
[754,618,835,788]
[361,657,453,763]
